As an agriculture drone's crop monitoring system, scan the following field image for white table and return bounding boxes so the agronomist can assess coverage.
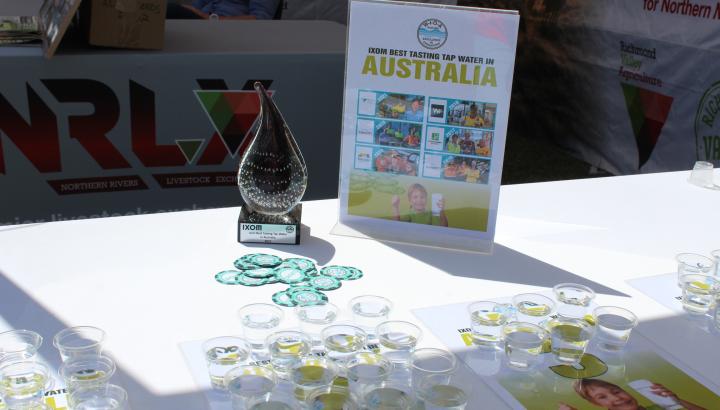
[0,170,718,408]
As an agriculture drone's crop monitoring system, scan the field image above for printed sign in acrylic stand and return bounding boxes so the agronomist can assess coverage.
[333,0,519,252]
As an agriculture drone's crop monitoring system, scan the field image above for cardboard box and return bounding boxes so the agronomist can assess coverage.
[84,0,166,49]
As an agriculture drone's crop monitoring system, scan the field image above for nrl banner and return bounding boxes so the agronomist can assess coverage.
[460,0,720,174]
[0,51,343,225]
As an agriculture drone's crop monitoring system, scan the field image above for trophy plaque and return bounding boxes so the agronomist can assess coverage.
[237,82,308,244]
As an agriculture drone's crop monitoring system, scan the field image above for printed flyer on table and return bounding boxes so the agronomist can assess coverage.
[336,0,519,252]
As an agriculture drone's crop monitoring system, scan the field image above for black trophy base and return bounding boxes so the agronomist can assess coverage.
[237,204,302,245]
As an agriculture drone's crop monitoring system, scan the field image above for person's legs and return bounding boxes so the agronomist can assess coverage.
[166,3,203,19]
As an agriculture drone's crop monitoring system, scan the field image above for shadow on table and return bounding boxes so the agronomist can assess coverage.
[383,241,627,297]
[0,270,208,409]
[240,224,336,265]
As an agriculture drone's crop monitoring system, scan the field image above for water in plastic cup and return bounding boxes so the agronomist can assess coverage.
[468,301,511,347]
[349,296,392,337]
[0,330,43,365]
[294,303,339,346]
[628,380,683,408]
[59,355,116,394]
[676,253,714,287]
[290,357,338,402]
[593,306,638,351]
[376,321,422,366]
[346,352,393,399]
[53,326,105,362]
[548,318,593,364]
[321,325,367,363]
[0,361,51,409]
[553,283,595,319]
[680,274,719,315]
[306,386,359,410]
[512,293,555,326]
[410,348,457,390]
[417,384,467,410]
[202,336,251,390]
[431,194,443,216]
[237,304,284,351]
[246,391,299,410]
[266,331,312,377]
[69,384,130,410]
[502,322,547,369]
[363,385,415,410]
[224,365,277,410]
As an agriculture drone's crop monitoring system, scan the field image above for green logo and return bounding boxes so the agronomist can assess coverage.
[695,81,720,165]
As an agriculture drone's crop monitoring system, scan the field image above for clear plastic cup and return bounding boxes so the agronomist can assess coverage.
[502,322,548,369]
[553,283,595,319]
[711,249,720,276]
[592,306,638,351]
[467,301,511,347]
[265,331,312,377]
[688,161,715,188]
[676,253,714,287]
[417,383,467,410]
[321,325,367,364]
[346,352,394,399]
[237,304,284,350]
[246,391,299,410]
[306,385,359,410]
[202,336,251,390]
[349,296,393,337]
[512,293,555,325]
[290,356,339,403]
[294,302,339,346]
[376,321,422,366]
[680,274,720,315]
[224,365,278,410]
[59,355,116,394]
[362,382,415,410]
[0,330,43,365]
[53,326,105,362]
[69,384,130,410]
[410,348,457,390]
[548,318,594,364]
[0,361,52,409]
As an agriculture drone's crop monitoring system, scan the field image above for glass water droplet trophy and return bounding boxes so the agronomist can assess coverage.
[237,82,307,244]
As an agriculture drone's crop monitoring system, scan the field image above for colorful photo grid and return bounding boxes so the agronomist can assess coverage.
[425,126,493,157]
[358,90,426,122]
[428,97,497,130]
[423,154,490,185]
[356,118,423,149]
[354,146,419,177]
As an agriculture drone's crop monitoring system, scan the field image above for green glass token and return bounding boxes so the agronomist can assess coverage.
[215,270,242,285]
[243,253,282,268]
[244,267,276,279]
[274,261,300,270]
[320,266,353,280]
[275,267,307,284]
[283,258,316,272]
[247,254,282,267]
[308,275,342,291]
[271,290,297,307]
[345,267,364,281]
[290,289,328,306]
[286,286,317,296]
[305,268,320,277]
[264,276,280,284]
[233,258,259,270]
[235,274,267,287]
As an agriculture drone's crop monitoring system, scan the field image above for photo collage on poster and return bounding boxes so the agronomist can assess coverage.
[354,90,497,185]
[423,98,496,185]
